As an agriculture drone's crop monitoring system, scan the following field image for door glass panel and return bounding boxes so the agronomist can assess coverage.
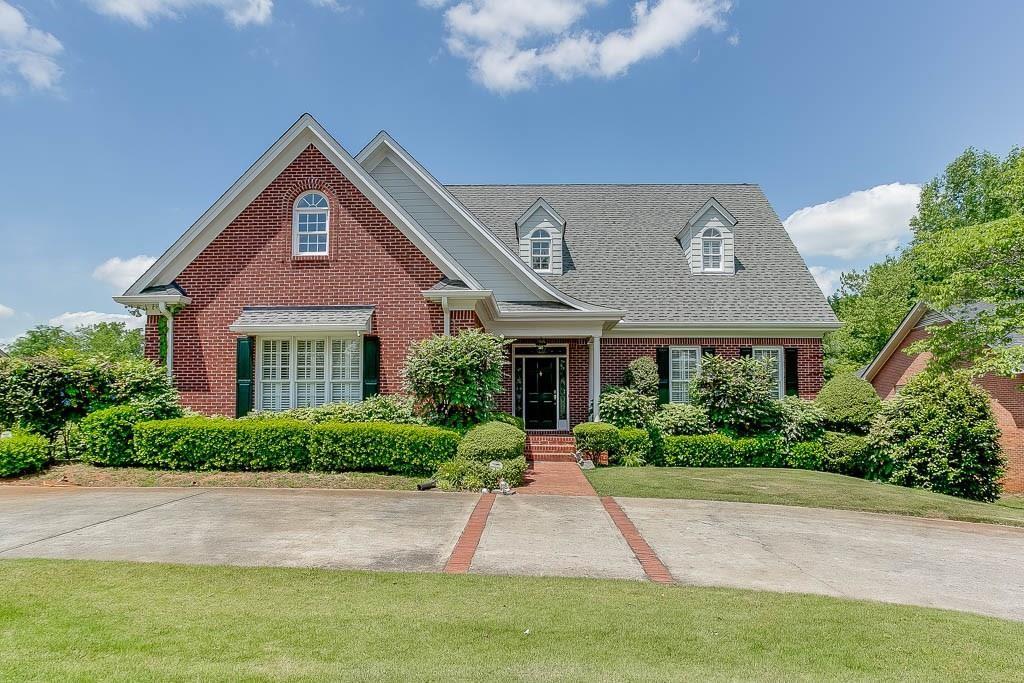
[558,356,568,422]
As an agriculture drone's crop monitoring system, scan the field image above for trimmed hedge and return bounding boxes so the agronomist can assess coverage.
[786,440,826,471]
[662,433,735,467]
[821,431,874,477]
[310,422,459,477]
[649,403,712,436]
[573,422,620,455]
[615,427,652,467]
[489,412,526,432]
[79,402,183,467]
[598,388,657,428]
[134,418,312,472]
[0,432,50,477]
[662,433,820,470]
[456,421,526,462]
[436,455,528,491]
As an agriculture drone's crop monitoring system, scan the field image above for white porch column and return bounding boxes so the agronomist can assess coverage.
[590,335,601,421]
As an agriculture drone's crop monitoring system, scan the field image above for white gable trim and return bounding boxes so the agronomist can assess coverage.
[861,302,930,382]
[515,198,565,229]
[356,132,613,314]
[675,196,738,241]
[124,114,480,296]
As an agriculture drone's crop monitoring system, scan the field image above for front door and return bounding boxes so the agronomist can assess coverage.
[524,357,558,430]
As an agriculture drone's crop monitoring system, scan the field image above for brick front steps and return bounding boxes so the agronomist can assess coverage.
[525,434,577,462]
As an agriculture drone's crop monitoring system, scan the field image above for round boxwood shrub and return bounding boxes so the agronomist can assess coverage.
[649,403,712,436]
[79,400,183,467]
[456,421,526,462]
[0,431,50,477]
[815,372,882,434]
[573,422,620,456]
[820,431,874,477]
[868,371,1004,501]
[598,387,657,428]
[615,427,652,467]
[622,356,659,396]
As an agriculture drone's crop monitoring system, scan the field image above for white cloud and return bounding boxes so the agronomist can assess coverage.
[0,303,13,318]
[309,0,350,11]
[726,32,738,46]
[808,266,842,296]
[0,1,63,95]
[84,0,273,28]
[92,255,157,291]
[427,0,731,93]
[783,183,921,260]
[49,311,145,330]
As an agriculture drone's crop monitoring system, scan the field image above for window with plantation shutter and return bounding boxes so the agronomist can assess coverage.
[669,346,701,403]
[752,346,785,399]
[296,339,327,408]
[331,338,362,403]
[260,339,292,411]
[257,336,362,411]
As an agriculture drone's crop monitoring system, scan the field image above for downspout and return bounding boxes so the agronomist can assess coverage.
[157,302,174,379]
[441,296,451,336]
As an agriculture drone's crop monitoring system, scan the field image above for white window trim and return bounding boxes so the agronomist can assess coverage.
[668,346,702,404]
[256,334,362,411]
[529,229,552,273]
[752,345,785,399]
[511,343,569,431]
[700,228,723,272]
[293,191,330,257]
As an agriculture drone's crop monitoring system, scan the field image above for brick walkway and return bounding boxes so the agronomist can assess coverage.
[519,462,597,496]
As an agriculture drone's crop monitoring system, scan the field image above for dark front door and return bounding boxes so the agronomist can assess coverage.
[524,357,558,430]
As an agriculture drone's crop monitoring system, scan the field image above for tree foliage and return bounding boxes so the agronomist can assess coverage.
[4,322,143,361]
[622,356,659,396]
[689,355,781,436]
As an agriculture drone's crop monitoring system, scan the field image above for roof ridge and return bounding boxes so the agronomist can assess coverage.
[444,182,759,187]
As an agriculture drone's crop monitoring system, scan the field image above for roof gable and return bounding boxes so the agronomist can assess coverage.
[516,198,566,230]
[124,114,479,296]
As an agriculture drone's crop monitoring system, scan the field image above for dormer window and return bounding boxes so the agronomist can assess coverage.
[294,191,329,255]
[701,228,723,271]
[530,229,552,271]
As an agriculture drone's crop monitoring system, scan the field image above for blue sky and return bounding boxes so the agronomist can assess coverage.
[1,0,1023,344]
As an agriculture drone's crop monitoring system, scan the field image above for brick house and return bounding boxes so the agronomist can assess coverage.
[115,114,838,431]
[862,302,1024,493]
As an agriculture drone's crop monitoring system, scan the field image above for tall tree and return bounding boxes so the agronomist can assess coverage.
[4,322,143,361]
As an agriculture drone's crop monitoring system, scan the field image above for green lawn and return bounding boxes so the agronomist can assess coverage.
[586,467,1024,527]
[0,560,1021,681]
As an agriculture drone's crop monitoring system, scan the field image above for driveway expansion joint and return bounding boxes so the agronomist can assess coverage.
[444,493,495,573]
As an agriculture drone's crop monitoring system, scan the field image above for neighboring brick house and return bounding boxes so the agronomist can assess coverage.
[863,302,1024,493]
[115,114,838,431]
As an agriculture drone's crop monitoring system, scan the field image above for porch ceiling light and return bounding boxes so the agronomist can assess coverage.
[535,338,547,352]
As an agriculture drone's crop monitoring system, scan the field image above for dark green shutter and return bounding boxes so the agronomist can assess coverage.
[656,346,670,405]
[739,347,753,358]
[235,336,254,417]
[702,346,716,357]
[784,348,799,396]
[362,336,380,398]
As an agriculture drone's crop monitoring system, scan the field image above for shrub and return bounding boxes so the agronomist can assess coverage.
[777,397,826,444]
[622,357,659,396]
[79,401,183,467]
[436,455,528,491]
[733,435,786,467]
[821,431,874,477]
[598,387,657,428]
[786,441,826,471]
[662,433,736,467]
[615,427,652,467]
[134,418,312,472]
[309,422,459,477]
[573,422,620,456]
[456,421,526,462]
[489,412,525,431]
[815,373,882,434]
[690,355,782,436]
[0,431,50,477]
[244,395,422,425]
[649,403,712,436]
[868,371,1004,501]
[403,330,509,428]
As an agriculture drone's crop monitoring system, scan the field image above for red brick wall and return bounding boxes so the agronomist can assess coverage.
[450,309,483,333]
[869,324,1024,493]
[601,337,826,399]
[151,144,446,415]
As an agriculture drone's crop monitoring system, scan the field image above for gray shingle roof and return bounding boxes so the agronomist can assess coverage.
[497,301,577,313]
[427,278,471,291]
[230,306,374,331]
[945,302,1023,347]
[446,184,837,325]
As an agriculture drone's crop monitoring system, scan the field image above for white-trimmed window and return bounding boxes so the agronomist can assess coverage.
[701,228,723,271]
[530,229,551,271]
[293,191,329,255]
[752,346,785,399]
[258,336,361,410]
[669,346,701,403]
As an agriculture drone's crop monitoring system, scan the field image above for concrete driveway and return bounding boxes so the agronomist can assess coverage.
[2,486,1024,621]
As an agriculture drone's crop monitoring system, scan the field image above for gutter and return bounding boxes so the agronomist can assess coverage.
[157,301,174,379]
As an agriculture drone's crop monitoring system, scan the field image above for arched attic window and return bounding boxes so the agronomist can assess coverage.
[700,227,723,271]
[530,229,552,272]
[293,191,330,255]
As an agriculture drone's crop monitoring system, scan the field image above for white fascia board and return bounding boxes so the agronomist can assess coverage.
[676,196,738,240]
[861,302,928,382]
[113,294,191,315]
[515,198,566,229]
[355,131,610,314]
[227,324,369,335]
[125,114,480,296]
[609,320,841,339]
